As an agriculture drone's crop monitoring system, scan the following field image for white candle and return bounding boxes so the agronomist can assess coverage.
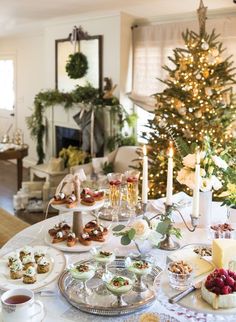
[166,143,174,205]
[192,149,200,218]
[142,145,148,204]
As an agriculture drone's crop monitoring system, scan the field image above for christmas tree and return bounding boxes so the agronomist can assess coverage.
[145,1,236,198]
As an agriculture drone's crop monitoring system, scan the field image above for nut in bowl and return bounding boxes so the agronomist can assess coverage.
[167,261,193,290]
[102,269,135,306]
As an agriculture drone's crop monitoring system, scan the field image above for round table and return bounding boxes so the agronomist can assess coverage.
[1,202,229,322]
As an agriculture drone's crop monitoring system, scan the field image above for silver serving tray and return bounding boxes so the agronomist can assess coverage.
[58,257,162,316]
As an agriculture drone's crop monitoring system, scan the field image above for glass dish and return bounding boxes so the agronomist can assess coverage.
[167,262,193,291]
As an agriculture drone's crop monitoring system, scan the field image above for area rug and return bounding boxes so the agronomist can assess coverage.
[0,208,29,247]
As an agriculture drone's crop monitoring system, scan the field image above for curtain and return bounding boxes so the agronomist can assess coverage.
[131,16,236,111]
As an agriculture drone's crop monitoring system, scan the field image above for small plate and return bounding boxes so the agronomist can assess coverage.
[51,200,104,212]
[44,230,111,253]
[0,246,66,291]
[161,271,236,315]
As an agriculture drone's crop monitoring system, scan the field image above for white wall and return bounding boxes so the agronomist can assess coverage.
[0,12,134,165]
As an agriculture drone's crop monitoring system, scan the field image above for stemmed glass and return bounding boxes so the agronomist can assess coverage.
[125,257,152,292]
[102,268,135,306]
[69,263,96,297]
[107,173,123,222]
[124,170,140,215]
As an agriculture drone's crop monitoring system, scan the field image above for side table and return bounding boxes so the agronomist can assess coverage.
[0,145,28,190]
[30,163,69,187]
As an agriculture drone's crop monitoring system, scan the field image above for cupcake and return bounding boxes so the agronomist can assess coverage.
[37,257,50,274]
[34,248,46,263]
[8,252,20,267]
[23,266,37,284]
[22,255,36,270]
[9,260,23,279]
[19,246,32,261]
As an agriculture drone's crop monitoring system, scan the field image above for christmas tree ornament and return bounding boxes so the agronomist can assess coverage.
[195,73,201,80]
[177,107,187,116]
[202,69,209,78]
[194,110,202,118]
[207,54,216,65]
[205,87,213,96]
[201,41,209,51]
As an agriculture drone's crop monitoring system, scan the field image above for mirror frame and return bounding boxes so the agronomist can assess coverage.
[55,34,103,91]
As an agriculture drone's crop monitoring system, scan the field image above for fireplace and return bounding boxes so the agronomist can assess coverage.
[55,126,82,156]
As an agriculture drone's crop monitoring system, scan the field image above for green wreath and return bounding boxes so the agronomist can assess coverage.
[65,52,88,79]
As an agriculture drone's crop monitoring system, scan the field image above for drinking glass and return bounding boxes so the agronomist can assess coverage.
[124,170,140,211]
[107,173,123,209]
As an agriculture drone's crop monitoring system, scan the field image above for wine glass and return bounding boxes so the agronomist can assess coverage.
[102,268,135,306]
[124,170,140,215]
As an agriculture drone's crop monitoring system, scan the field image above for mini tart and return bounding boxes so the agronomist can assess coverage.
[201,282,236,309]
[89,229,105,242]
[23,266,37,284]
[78,232,92,246]
[52,192,67,205]
[67,232,77,247]
[59,221,71,232]
[22,255,36,270]
[19,246,32,261]
[84,220,99,233]
[37,257,50,274]
[9,260,23,279]
[8,252,20,267]
[93,190,105,201]
[52,231,67,243]
[66,194,78,209]
[81,188,94,198]
[81,195,95,206]
[34,248,46,263]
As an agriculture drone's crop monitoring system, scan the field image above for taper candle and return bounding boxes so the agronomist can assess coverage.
[142,145,148,204]
[166,143,173,205]
[192,149,200,218]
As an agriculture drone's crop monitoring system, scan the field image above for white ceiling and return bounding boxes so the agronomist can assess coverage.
[0,0,235,36]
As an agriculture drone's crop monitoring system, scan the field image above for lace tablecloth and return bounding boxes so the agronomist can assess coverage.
[1,200,233,322]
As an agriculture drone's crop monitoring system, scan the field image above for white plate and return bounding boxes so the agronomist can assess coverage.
[44,230,111,253]
[51,199,104,212]
[0,246,66,291]
[161,272,236,315]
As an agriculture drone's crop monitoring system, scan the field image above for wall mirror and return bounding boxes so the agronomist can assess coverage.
[55,29,103,92]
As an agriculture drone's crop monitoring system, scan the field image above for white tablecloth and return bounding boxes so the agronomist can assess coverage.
[1,202,230,322]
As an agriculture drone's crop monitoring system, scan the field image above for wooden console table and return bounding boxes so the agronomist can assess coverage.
[0,145,28,190]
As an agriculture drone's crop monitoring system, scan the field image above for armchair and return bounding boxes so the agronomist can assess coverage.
[70,146,139,177]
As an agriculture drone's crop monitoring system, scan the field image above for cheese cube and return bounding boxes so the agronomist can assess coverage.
[212,239,236,268]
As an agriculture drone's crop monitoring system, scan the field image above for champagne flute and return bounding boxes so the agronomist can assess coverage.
[124,170,140,215]
[107,173,123,222]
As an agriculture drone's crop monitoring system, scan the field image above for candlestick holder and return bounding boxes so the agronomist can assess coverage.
[158,204,199,251]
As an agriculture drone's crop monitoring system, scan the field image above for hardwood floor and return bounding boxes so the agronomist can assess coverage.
[0,160,58,225]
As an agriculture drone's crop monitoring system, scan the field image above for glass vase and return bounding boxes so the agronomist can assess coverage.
[199,190,212,229]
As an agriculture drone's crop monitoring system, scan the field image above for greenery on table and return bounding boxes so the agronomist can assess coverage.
[26,83,137,164]
[221,183,236,209]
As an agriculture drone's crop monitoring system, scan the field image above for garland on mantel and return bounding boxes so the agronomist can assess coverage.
[26,83,133,164]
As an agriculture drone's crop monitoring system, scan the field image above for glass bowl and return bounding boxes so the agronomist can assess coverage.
[210,223,235,239]
[167,261,193,291]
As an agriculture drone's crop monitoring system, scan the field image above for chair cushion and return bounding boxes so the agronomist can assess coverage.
[113,146,139,173]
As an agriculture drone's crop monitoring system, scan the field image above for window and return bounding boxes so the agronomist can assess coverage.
[136,105,154,143]
[0,57,15,110]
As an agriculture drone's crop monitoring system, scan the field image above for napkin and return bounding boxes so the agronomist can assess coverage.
[150,192,192,213]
